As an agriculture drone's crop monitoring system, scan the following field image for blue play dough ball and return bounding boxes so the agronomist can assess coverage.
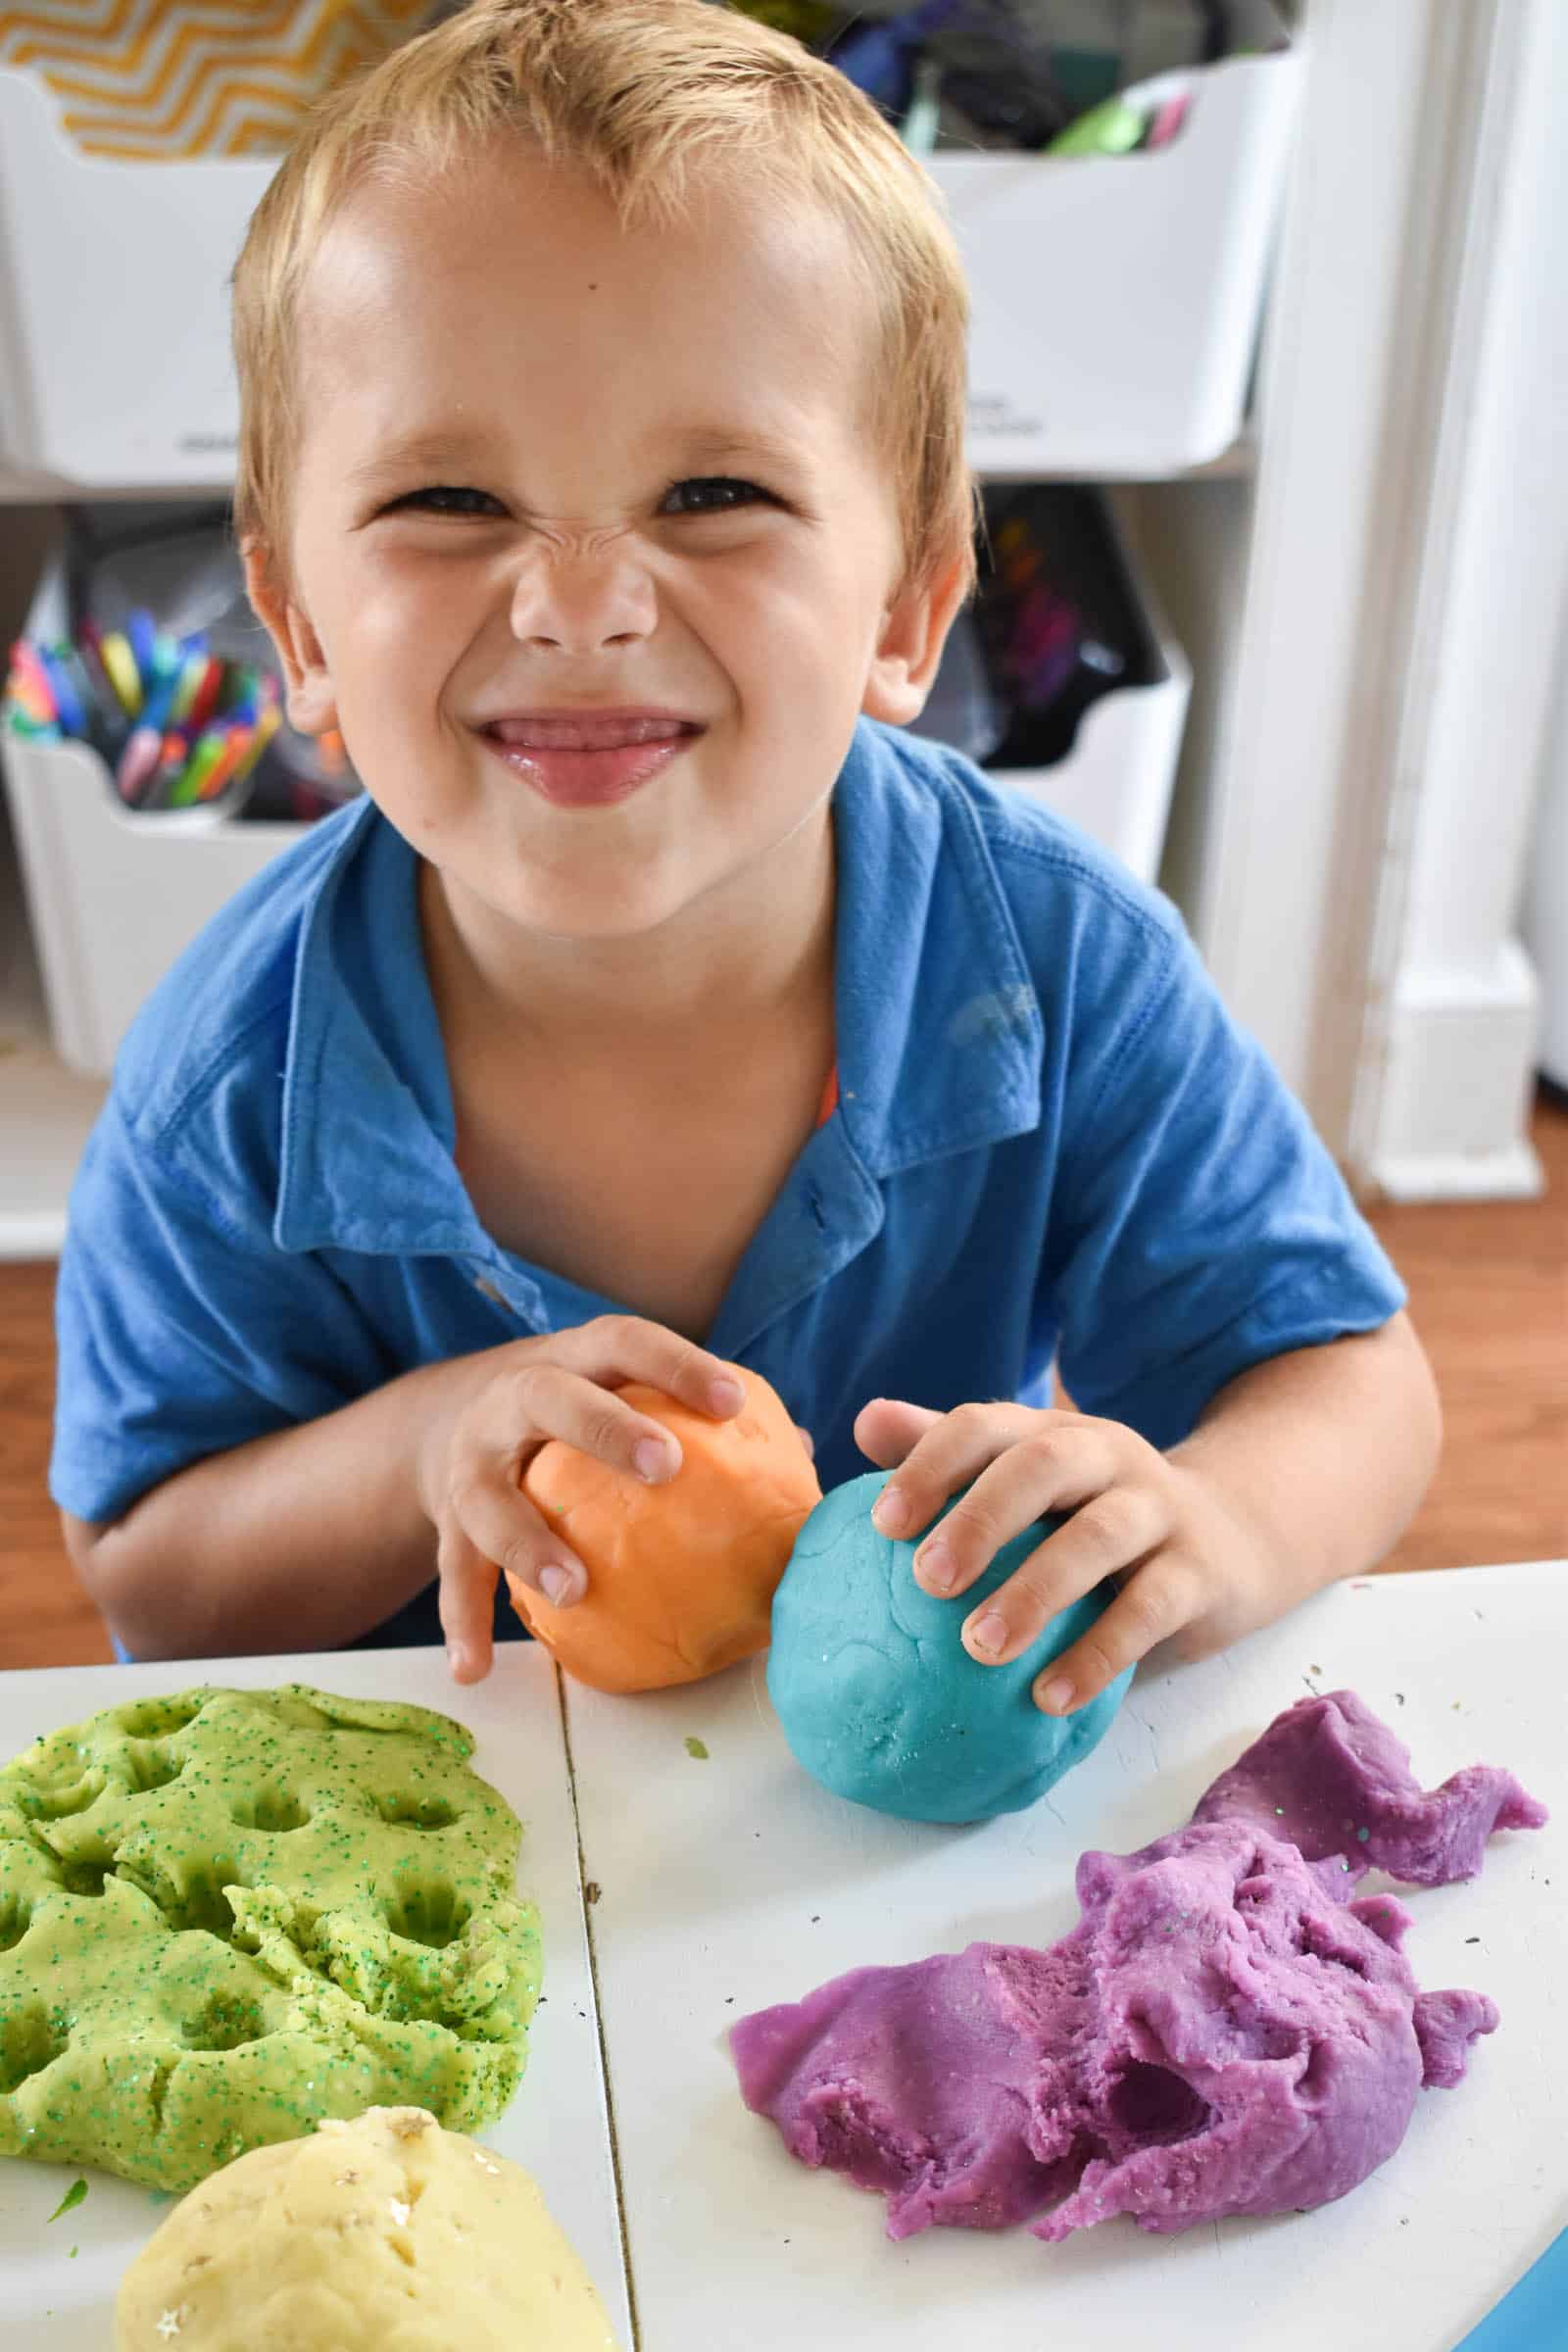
[767,1470,1133,1824]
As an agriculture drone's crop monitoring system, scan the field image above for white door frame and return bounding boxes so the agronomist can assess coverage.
[1193,0,1564,1196]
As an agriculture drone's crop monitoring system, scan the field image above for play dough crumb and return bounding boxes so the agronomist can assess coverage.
[514,1363,820,1692]
[732,1691,1545,2239]
[116,2105,620,2350]
[0,1687,539,2192]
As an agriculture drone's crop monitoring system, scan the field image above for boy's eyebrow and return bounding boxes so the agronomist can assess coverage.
[347,430,496,491]
[668,426,813,475]
[346,423,814,493]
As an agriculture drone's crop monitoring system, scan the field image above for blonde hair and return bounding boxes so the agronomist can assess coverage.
[230,0,976,597]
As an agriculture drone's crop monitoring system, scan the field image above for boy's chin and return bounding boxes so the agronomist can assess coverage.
[474,863,723,945]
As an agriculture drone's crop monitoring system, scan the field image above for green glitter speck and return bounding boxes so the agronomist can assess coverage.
[684,1737,710,1761]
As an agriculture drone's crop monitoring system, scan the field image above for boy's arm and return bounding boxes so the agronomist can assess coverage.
[62,1354,470,1661]
[1164,1306,1441,1636]
[858,1307,1441,1713]
[63,1319,746,1670]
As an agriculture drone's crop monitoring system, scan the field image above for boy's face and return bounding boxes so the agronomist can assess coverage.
[248,141,964,943]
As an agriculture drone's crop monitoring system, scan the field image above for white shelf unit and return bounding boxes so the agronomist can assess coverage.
[5,0,1560,1247]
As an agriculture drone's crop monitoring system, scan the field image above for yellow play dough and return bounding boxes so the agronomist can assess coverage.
[116,2103,620,2351]
[512,1364,821,1693]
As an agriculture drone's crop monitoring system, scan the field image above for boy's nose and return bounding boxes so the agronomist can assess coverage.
[507,533,658,653]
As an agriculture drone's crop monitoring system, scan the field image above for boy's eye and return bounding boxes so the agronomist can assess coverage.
[661,476,772,516]
[386,485,505,516]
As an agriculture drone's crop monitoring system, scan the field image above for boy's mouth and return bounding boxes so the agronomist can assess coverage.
[475,709,703,808]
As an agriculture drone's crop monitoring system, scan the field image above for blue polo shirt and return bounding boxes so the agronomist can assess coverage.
[51,717,1404,1650]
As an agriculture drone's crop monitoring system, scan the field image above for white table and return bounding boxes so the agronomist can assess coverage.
[0,1647,628,2349]
[3,1566,1564,2349]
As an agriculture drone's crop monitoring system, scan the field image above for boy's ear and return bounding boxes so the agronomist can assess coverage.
[240,539,340,736]
[861,547,971,727]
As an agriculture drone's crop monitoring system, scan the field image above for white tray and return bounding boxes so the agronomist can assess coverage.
[564,1563,1567,2352]
[7,1576,1559,2347]
[0,1645,631,2352]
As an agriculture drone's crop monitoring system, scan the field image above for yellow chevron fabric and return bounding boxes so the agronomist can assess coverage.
[0,2,438,159]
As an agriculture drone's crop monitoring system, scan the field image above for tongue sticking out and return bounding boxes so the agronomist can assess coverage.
[479,714,700,806]
[484,714,695,750]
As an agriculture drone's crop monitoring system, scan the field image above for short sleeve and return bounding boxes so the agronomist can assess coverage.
[50,1095,391,1525]
[1043,920,1405,1449]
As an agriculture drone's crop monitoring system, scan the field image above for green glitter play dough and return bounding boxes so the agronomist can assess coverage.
[0,1686,539,2192]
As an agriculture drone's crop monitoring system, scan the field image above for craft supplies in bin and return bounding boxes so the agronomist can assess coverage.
[906,482,1190,882]
[0,509,350,1079]
[736,0,1301,473]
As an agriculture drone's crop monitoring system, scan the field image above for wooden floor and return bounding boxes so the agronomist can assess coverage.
[2,1094,1564,1670]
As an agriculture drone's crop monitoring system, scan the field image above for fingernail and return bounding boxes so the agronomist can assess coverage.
[1039,1676,1075,1714]
[634,1438,673,1483]
[446,1643,469,1679]
[915,1541,956,1594]
[967,1610,1008,1658]
[709,1376,745,1413]
[539,1565,575,1608]
[872,1488,911,1536]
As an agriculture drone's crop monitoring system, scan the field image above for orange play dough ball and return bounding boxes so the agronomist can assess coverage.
[509,1364,822,1693]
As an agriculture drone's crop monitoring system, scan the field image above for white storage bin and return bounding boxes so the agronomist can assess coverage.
[0,68,273,488]
[931,51,1300,475]
[914,483,1191,881]
[994,632,1190,885]
[1,733,307,1077]
[0,45,1294,489]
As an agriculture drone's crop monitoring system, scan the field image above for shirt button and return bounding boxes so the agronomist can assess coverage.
[472,1274,508,1306]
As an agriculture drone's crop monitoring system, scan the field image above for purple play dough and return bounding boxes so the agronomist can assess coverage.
[731,1691,1546,2241]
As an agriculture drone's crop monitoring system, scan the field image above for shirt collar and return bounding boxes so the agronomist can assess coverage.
[831,719,1043,1178]
[273,719,1044,1262]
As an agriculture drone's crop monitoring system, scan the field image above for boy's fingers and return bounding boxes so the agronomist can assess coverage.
[1028,1563,1200,1715]
[874,1406,1098,1560]
[481,1362,685,1486]
[853,1396,943,1470]
[957,1483,1165,1664]
[556,1316,746,1419]
[447,1463,588,1608]
[923,1427,1143,1599]
[436,1520,500,1683]
[865,1399,1034,1538]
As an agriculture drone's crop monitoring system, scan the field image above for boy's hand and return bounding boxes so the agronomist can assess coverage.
[855,1396,1275,1719]
[416,1318,747,1684]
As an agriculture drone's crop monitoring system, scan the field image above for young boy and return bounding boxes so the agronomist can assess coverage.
[51,0,1438,1721]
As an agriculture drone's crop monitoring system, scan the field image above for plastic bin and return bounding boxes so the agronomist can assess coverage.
[0,69,272,489]
[0,46,1295,489]
[1,735,307,1078]
[913,483,1191,882]
[930,52,1300,474]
